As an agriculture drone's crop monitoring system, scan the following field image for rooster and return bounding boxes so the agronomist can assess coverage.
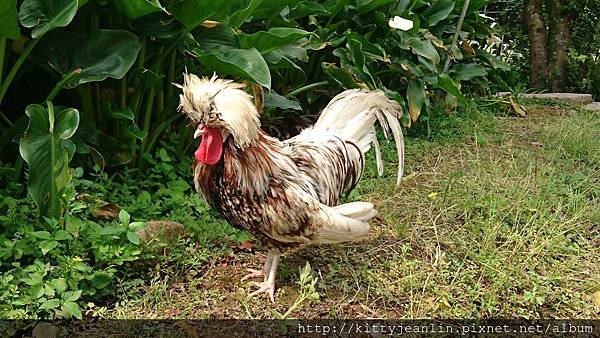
[177,73,404,302]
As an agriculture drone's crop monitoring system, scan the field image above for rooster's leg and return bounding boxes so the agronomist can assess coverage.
[241,251,274,282]
[248,250,280,302]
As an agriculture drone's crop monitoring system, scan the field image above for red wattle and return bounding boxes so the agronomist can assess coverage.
[194,127,223,165]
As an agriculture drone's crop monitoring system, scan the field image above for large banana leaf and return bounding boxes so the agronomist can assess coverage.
[0,0,20,39]
[18,0,78,39]
[20,103,79,220]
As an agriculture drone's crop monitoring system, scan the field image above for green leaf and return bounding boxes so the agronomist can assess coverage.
[61,301,82,319]
[406,79,425,123]
[52,278,68,294]
[169,0,230,29]
[265,92,302,111]
[112,0,164,19]
[409,39,440,64]
[0,0,20,39]
[62,290,82,302]
[39,240,58,255]
[128,221,146,231]
[31,231,53,240]
[455,63,487,81]
[322,62,365,89]
[422,0,455,26]
[193,47,271,88]
[18,0,78,39]
[228,0,264,28]
[20,104,79,219]
[126,231,141,245]
[437,74,465,102]
[54,230,72,241]
[355,0,395,14]
[238,28,311,55]
[128,124,147,141]
[42,29,142,88]
[118,209,130,225]
[91,271,113,289]
[39,298,60,310]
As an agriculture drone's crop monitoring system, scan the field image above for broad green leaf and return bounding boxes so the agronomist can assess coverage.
[112,0,163,19]
[0,0,20,38]
[128,124,147,141]
[39,298,60,310]
[61,301,82,319]
[355,0,395,14]
[126,231,140,245]
[422,0,455,26]
[455,63,487,81]
[169,0,230,28]
[20,104,79,219]
[193,47,271,88]
[91,272,112,289]
[119,209,130,225]
[288,2,330,19]
[42,30,142,88]
[322,62,365,89]
[54,230,72,241]
[406,79,425,123]
[31,231,52,240]
[265,92,302,111]
[52,278,68,294]
[39,240,58,255]
[238,28,311,55]
[18,0,78,39]
[228,0,264,28]
[437,74,465,102]
[62,290,81,302]
[409,39,440,64]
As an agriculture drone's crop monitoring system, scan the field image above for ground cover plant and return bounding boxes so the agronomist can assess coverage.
[0,0,598,322]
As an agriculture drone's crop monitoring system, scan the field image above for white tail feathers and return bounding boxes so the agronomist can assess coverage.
[314,89,405,187]
[314,202,377,244]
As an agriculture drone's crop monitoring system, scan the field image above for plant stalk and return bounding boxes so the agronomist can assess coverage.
[0,38,40,106]
[285,81,329,98]
[46,69,81,102]
[0,37,6,88]
[443,0,471,73]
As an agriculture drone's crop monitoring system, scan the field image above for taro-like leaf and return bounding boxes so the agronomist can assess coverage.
[422,0,455,26]
[169,0,230,29]
[0,0,20,39]
[238,28,311,55]
[192,46,271,88]
[355,0,395,14]
[406,79,425,123]
[409,38,440,64]
[20,103,79,220]
[18,0,77,39]
[42,29,141,88]
[112,0,164,19]
[265,92,302,111]
[455,63,487,81]
[322,62,365,89]
[228,0,264,28]
[437,74,465,102]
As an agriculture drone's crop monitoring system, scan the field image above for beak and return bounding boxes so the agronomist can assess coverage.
[194,124,204,139]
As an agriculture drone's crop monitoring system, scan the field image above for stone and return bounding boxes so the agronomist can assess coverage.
[496,92,593,105]
[583,102,600,112]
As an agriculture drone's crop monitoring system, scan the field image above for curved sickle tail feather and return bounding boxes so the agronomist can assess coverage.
[313,89,405,187]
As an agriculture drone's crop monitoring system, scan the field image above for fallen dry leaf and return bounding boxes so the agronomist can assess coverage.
[91,203,121,219]
[237,240,254,252]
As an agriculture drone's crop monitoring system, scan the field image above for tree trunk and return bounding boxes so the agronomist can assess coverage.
[526,0,549,89]
[547,0,573,92]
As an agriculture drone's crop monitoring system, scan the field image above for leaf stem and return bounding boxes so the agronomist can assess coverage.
[0,38,40,106]
[46,69,81,102]
[0,37,6,88]
[285,81,329,98]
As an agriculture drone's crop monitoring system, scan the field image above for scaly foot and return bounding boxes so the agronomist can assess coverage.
[241,268,265,281]
[248,280,276,303]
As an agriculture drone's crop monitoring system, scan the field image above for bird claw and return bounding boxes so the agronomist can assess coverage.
[241,268,265,281]
[248,280,276,303]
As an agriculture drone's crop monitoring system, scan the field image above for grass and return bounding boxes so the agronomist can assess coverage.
[97,101,599,319]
